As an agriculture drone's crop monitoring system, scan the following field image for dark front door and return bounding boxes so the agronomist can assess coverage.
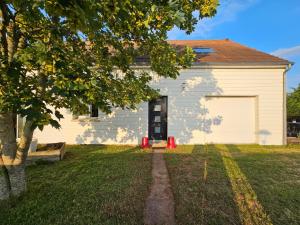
[148,96,167,141]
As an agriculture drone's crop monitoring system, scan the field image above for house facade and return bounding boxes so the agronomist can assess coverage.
[33,40,292,145]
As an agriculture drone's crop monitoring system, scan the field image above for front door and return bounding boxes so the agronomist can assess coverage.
[148,96,168,141]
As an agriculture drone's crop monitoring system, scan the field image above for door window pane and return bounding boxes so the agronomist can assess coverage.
[154,126,161,133]
[154,105,161,111]
[154,116,161,122]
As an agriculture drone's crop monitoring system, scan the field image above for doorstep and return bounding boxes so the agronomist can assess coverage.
[151,140,167,149]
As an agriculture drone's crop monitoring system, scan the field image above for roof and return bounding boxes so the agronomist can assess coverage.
[166,39,292,66]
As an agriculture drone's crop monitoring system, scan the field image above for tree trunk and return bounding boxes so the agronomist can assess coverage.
[0,112,33,200]
[7,165,26,197]
[0,166,10,200]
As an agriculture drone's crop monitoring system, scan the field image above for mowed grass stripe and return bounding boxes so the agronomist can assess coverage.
[165,145,241,225]
[217,144,272,225]
[165,144,300,225]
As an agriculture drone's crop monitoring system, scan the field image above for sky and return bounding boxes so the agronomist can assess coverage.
[167,0,300,91]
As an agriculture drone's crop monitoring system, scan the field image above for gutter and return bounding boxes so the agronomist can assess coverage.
[132,60,294,69]
[132,63,292,70]
[283,63,293,145]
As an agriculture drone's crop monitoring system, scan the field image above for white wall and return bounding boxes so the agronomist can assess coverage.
[34,67,286,145]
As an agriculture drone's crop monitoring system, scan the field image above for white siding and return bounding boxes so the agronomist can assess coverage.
[34,67,285,145]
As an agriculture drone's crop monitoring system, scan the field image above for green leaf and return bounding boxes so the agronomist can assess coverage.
[0,0,219,131]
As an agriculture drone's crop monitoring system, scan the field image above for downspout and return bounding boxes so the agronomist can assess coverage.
[283,63,292,145]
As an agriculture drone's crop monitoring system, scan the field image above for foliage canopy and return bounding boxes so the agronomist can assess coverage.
[0,0,219,129]
[287,85,300,117]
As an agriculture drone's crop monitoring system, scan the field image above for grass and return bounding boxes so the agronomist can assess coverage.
[164,145,300,225]
[0,145,152,225]
[1,144,300,225]
[227,145,300,225]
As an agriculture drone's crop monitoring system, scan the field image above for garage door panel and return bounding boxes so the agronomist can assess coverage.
[205,97,256,144]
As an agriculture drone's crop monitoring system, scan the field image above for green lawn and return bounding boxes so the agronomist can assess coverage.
[1,144,300,225]
[165,145,300,225]
[0,145,152,225]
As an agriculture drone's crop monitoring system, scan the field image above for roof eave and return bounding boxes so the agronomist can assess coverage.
[132,61,293,69]
[192,61,293,66]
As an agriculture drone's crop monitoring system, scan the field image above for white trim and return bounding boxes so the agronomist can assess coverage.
[205,95,258,98]
[131,64,290,70]
[283,71,287,145]
[255,96,260,144]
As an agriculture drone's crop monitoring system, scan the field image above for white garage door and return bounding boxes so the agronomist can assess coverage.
[204,96,256,144]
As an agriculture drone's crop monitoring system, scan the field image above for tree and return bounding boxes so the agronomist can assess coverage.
[287,85,300,117]
[0,0,218,200]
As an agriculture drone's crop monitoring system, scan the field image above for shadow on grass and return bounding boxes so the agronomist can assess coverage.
[216,145,272,225]
[2,144,299,225]
[165,145,241,225]
[164,144,294,225]
[226,144,300,225]
[0,145,152,225]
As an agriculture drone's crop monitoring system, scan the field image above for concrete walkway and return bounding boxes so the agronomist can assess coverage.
[144,149,175,225]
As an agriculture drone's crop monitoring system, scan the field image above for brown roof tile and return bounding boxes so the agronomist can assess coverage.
[167,39,291,65]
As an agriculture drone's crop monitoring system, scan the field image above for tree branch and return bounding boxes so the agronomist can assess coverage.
[0,1,10,64]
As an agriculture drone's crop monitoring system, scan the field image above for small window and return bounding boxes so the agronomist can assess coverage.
[90,104,98,117]
[154,126,161,133]
[193,47,214,54]
[154,116,161,122]
[154,105,161,111]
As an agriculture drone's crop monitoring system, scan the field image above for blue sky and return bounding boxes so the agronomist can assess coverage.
[167,0,300,91]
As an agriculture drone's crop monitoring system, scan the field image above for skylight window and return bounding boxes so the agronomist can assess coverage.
[193,47,214,54]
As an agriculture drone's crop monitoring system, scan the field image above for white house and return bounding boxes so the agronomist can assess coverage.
[33,40,292,145]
